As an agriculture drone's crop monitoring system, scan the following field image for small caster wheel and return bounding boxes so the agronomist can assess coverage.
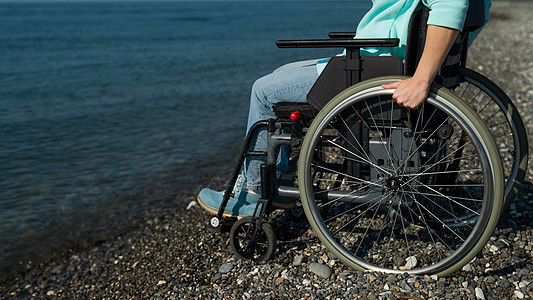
[229,217,276,262]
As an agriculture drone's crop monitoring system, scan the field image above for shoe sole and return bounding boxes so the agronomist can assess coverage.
[196,194,245,219]
[196,195,297,218]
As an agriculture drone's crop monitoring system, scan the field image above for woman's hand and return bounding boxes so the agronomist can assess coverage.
[381,25,461,109]
[382,76,431,109]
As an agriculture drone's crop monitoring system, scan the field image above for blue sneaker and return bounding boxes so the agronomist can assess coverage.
[197,188,261,218]
[197,174,296,218]
[197,174,262,218]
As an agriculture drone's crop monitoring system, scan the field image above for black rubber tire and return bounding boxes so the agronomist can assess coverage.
[457,67,528,208]
[297,76,504,276]
[229,217,276,262]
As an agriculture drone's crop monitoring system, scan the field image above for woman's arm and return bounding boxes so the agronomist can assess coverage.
[382,24,460,109]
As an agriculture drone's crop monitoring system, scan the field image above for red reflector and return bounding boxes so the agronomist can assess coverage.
[290,111,301,120]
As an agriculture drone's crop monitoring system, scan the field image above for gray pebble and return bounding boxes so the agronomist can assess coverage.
[293,254,304,266]
[219,263,234,274]
[394,255,405,266]
[514,290,525,299]
[51,264,65,274]
[399,279,412,292]
[386,274,397,283]
[308,263,332,279]
[485,276,496,284]
[211,273,221,282]
[475,287,485,300]
[497,278,511,290]
[404,256,418,268]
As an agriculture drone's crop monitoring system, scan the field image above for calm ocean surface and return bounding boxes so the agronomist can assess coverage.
[0,0,369,277]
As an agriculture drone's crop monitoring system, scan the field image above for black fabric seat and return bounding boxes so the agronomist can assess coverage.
[273,101,318,123]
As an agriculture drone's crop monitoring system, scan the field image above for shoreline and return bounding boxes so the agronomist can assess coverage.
[2,2,532,298]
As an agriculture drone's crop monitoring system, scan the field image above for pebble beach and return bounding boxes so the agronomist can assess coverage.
[1,2,532,299]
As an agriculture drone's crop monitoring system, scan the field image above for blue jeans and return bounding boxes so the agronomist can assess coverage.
[243,58,323,192]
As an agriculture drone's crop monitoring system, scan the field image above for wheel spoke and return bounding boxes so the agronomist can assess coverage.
[299,81,502,274]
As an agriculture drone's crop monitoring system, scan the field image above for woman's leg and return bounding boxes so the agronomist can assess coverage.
[244,58,322,192]
[197,58,322,217]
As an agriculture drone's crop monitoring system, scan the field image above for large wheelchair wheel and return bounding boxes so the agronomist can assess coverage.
[456,67,528,208]
[297,76,504,276]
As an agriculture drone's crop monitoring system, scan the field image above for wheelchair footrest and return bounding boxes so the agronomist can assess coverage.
[208,217,236,233]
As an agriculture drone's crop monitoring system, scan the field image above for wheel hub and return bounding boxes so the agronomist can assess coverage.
[386,176,403,190]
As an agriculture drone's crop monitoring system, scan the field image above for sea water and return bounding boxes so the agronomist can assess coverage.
[0,0,370,278]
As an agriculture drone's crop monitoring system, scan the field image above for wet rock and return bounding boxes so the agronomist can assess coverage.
[51,264,64,274]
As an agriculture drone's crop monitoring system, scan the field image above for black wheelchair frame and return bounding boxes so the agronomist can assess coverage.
[204,3,528,276]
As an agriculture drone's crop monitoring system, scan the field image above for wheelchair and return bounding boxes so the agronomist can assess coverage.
[206,3,528,276]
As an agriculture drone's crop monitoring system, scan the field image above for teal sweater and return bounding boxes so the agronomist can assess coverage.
[317,0,491,74]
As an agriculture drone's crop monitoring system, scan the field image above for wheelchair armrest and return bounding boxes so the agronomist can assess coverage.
[328,32,356,39]
[275,38,399,49]
[276,38,401,98]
